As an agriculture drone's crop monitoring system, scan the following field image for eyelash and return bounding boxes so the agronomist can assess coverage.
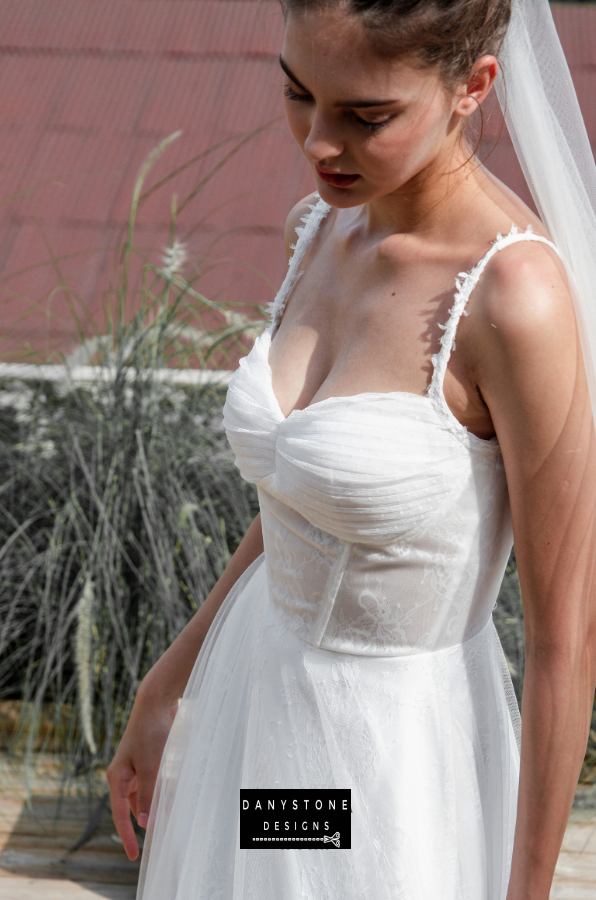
[283,84,392,132]
[284,84,311,104]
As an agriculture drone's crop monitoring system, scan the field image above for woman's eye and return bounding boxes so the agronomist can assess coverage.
[282,83,392,131]
[284,84,312,103]
[352,114,392,132]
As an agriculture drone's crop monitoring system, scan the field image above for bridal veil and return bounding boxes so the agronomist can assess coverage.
[496,0,596,422]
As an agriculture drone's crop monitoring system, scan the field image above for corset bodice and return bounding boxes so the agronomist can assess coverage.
[222,197,559,657]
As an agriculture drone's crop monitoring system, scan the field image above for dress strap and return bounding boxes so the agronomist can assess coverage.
[267,195,331,331]
[427,224,562,403]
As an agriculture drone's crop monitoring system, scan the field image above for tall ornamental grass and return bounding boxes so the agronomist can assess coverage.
[0,133,264,802]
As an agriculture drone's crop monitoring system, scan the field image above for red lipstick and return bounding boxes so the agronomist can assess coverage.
[315,166,359,188]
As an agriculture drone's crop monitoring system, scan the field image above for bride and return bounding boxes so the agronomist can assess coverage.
[107,0,596,897]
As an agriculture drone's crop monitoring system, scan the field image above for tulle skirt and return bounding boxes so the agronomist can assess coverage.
[137,554,520,900]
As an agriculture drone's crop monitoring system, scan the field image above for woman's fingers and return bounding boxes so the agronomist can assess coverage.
[135,765,159,830]
[105,698,178,858]
[110,786,140,860]
[107,765,140,861]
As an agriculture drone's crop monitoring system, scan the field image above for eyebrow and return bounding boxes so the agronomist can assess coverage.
[278,55,399,109]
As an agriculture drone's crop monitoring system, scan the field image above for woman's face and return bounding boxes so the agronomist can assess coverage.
[281,8,467,208]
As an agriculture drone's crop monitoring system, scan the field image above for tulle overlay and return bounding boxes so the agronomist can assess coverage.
[138,554,519,900]
[135,199,554,900]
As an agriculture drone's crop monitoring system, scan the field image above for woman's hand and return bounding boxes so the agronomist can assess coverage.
[106,686,179,860]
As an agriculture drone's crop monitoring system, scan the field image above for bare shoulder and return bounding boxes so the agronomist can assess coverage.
[463,234,588,456]
[464,232,592,482]
[470,237,575,360]
[283,192,320,263]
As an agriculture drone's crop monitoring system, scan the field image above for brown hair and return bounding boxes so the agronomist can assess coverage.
[282,0,512,88]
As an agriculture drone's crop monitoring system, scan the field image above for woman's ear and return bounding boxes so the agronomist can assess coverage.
[454,54,499,119]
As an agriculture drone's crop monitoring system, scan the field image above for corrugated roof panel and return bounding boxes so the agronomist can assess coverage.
[0,0,282,55]
[552,5,596,70]
[135,59,234,137]
[0,57,73,130]
[52,58,157,133]
[1,220,114,323]
[20,133,140,225]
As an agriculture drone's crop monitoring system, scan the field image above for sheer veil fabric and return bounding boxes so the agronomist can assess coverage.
[496,0,596,421]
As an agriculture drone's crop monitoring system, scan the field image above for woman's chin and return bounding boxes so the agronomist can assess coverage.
[315,179,370,208]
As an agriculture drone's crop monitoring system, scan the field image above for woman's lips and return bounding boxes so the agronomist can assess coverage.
[315,167,360,188]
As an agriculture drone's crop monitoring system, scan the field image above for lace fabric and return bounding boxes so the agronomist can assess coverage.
[268,197,331,332]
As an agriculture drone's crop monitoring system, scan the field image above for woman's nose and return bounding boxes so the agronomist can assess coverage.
[303,112,344,162]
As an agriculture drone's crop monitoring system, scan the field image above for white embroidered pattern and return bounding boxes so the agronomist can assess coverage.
[267,195,331,330]
[429,223,561,399]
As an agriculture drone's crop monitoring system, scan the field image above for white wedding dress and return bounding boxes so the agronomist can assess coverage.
[137,198,559,900]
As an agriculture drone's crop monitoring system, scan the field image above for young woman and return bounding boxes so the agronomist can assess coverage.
[107,0,596,897]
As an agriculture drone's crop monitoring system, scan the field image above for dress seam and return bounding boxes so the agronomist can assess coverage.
[313,540,352,647]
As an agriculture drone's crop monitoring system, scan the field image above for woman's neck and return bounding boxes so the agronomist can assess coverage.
[362,140,483,240]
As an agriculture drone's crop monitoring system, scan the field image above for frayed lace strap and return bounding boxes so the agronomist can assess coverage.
[428,224,562,402]
[267,195,331,331]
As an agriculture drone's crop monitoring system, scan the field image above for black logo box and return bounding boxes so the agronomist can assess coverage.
[240,789,351,849]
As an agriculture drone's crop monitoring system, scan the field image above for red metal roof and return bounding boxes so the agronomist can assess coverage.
[0,1,594,362]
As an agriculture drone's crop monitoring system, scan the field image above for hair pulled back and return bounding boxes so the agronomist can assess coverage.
[283,0,512,87]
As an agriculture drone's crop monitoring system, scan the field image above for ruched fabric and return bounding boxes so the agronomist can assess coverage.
[138,198,558,900]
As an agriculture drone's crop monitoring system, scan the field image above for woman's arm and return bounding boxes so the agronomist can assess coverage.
[134,512,263,705]
[472,242,596,900]
[107,512,264,860]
